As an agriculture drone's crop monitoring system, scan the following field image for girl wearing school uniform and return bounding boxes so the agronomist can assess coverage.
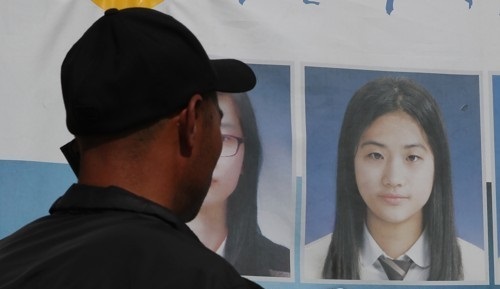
[304,77,485,281]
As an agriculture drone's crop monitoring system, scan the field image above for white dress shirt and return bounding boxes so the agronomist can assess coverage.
[215,237,227,256]
[303,225,486,281]
[360,225,429,280]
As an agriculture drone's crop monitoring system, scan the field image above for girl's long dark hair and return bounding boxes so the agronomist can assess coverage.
[322,77,462,280]
[222,93,264,272]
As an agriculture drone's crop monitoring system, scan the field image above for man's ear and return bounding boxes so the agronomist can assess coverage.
[177,94,203,157]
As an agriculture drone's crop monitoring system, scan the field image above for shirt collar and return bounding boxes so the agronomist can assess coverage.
[215,236,227,256]
[405,229,430,268]
[360,224,430,268]
[361,224,384,266]
[49,183,197,239]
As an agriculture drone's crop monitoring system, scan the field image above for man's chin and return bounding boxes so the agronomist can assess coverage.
[180,191,209,222]
[179,206,201,223]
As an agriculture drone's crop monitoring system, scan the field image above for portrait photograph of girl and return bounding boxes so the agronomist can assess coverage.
[188,64,293,278]
[303,68,486,282]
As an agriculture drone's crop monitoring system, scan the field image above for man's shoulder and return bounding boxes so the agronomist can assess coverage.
[0,211,262,289]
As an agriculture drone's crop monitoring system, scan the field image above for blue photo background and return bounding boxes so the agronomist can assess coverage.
[305,68,484,249]
[247,63,293,248]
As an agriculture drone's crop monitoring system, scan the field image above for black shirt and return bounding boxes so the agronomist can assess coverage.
[0,184,263,289]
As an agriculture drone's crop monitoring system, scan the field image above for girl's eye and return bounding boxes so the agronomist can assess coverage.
[368,152,383,160]
[407,155,421,162]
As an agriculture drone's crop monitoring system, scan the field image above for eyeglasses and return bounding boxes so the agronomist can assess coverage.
[220,134,244,157]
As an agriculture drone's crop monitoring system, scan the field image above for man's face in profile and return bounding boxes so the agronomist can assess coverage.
[180,95,223,221]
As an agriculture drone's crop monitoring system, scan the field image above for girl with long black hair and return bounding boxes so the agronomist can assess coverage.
[305,77,484,281]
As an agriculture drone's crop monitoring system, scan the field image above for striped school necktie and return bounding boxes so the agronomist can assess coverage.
[378,255,413,280]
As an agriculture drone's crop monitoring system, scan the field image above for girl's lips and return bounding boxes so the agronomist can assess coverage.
[379,194,408,205]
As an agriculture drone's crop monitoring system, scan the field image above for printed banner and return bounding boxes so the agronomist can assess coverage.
[1,1,500,288]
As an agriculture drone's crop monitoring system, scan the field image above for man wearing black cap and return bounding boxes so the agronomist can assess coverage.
[0,8,262,289]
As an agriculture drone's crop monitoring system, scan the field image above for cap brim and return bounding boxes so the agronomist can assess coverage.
[211,59,256,93]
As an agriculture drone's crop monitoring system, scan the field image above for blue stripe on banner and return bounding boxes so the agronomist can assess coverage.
[0,160,75,239]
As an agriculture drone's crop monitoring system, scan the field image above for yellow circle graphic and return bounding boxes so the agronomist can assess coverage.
[92,0,164,10]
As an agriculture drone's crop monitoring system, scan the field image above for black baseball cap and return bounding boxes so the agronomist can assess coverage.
[61,7,256,135]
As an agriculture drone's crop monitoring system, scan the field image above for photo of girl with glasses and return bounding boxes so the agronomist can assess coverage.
[304,77,485,281]
[188,92,290,277]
